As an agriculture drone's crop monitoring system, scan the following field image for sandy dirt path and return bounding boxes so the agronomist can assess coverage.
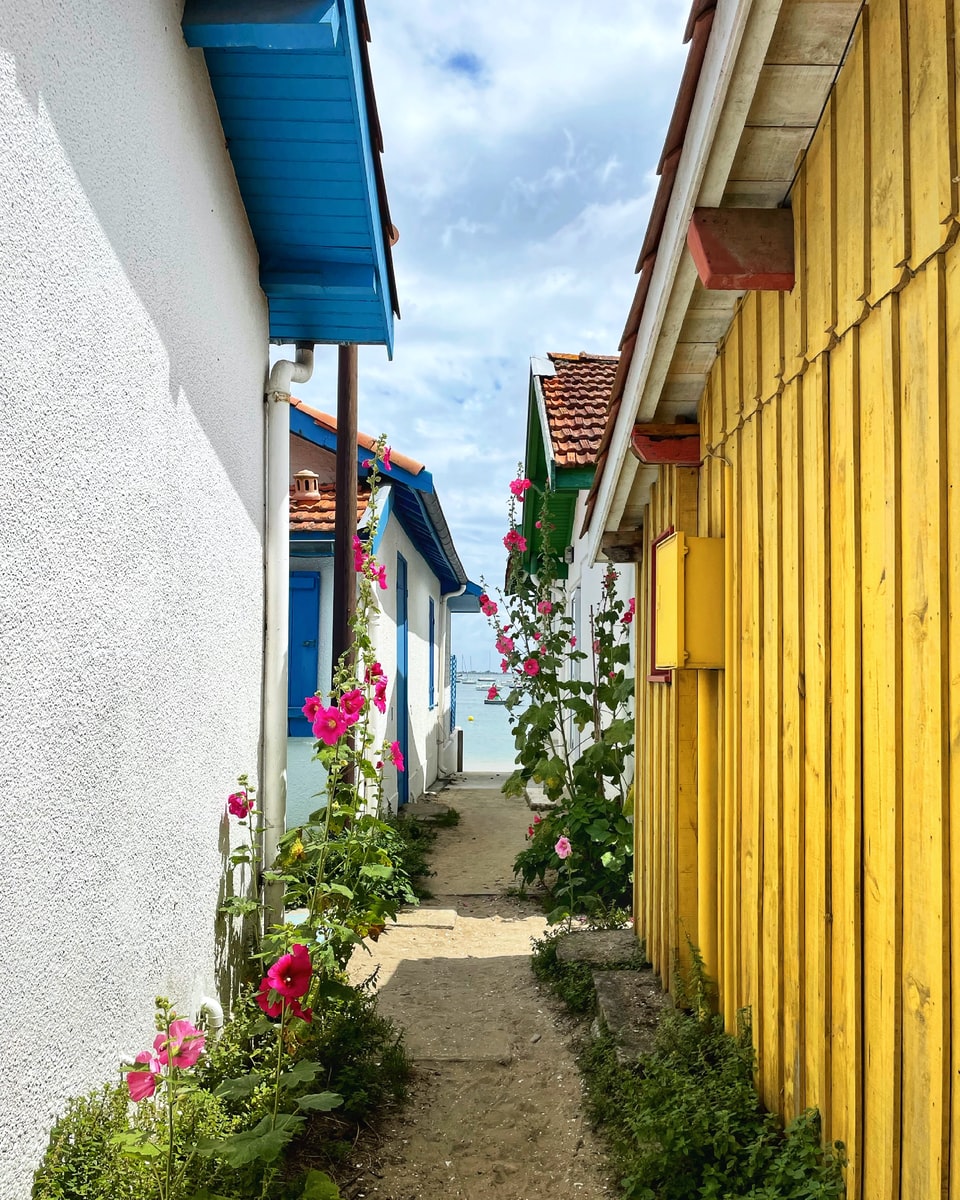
[344,772,612,1200]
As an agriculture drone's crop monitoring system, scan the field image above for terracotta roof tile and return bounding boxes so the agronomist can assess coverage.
[289,481,371,534]
[540,352,619,469]
[291,399,424,477]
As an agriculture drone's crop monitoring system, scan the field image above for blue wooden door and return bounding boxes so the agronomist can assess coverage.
[288,572,320,737]
[395,553,409,806]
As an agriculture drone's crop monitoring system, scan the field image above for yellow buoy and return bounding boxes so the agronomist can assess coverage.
[467,715,475,721]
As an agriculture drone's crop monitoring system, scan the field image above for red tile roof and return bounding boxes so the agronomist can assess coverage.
[540,352,619,469]
[289,481,371,534]
[291,399,425,477]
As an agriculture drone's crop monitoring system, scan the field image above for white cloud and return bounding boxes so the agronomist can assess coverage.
[293,0,690,665]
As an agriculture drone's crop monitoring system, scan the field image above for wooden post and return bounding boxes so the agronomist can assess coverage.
[333,343,358,671]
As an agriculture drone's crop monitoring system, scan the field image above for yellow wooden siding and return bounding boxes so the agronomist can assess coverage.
[634,467,699,993]
[945,242,960,1200]
[631,1,960,1195]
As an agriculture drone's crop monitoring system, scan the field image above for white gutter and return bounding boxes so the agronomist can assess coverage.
[585,0,783,563]
[263,343,314,930]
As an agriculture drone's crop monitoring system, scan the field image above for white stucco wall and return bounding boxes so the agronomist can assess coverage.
[0,3,268,1194]
[287,503,454,818]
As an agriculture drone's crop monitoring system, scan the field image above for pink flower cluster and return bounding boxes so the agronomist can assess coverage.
[302,689,367,745]
[257,942,313,1022]
[555,836,572,860]
[365,661,389,713]
[353,536,388,590]
[622,596,636,625]
[361,446,393,472]
[495,633,514,655]
[227,789,252,819]
[486,685,499,700]
[509,477,532,500]
[479,591,498,617]
[126,1019,206,1102]
[536,600,553,615]
[503,529,527,553]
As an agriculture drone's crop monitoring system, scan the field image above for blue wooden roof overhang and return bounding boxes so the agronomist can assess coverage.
[182,0,399,353]
[290,408,481,607]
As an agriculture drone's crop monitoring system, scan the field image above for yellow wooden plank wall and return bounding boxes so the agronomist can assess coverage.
[629,0,960,1196]
[634,468,699,994]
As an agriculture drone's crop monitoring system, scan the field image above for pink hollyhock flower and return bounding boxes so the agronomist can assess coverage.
[339,688,365,725]
[256,981,312,1023]
[503,529,527,552]
[227,790,252,819]
[383,446,393,471]
[523,657,539,676]
[535,520,542,529]
[495,634,514,655]
[622,596,637,625]
[527,825,534,837]
[533,814,542,824]
[486,686,499,700]
[365,661,383,682]
[500,658,509,673]
[570,636,577,647]
[313,705,349,745]
[509,477,532,499]
[154,1019,205,1069]
[301,695,323,723]
[555,836,572,859]
[266,943,312,1000]
[481,599,498,616]
[593,638,601,654]
[353,535,366,572]
[536,600,553,615]
[389,740,405,772]
[376,564,388,590]
[533,632,541,641]
[127,1051,162,1102]
[362,458,372,469]
[374,677,388,713]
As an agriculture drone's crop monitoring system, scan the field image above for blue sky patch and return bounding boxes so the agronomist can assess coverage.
[444,50,484,79]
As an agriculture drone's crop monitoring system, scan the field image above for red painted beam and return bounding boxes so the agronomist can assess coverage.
[630,426,702,466]
[687,207,795,291]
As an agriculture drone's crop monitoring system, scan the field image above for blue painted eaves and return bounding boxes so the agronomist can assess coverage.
[290,404,434,492]
[183,0,398,353]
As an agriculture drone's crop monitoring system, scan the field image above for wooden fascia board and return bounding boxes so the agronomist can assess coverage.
[555,465,595,490]
[584,0,783,560]
[183,0,341,50]
[687,207,794,289]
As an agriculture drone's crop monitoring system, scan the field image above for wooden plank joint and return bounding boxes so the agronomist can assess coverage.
[688,208,795,291]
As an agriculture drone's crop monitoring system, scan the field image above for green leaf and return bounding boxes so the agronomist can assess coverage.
[215,1070,265,1098]
[112,1130,163,1159]
[300,1169,343,1199]
[196,1114,305,1166]
[279,1059,322,1089]
[296,1091,344,1112]
[360,863,393,880]
[314,976,358,1004]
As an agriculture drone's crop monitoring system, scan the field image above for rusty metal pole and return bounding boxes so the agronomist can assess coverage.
[333,343,359,672]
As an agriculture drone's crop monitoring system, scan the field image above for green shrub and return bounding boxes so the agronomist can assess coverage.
[32,1082,241,1200]
[579,1005,846,1199]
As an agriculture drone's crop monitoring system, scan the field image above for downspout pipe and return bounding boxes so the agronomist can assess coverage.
[263,343,314,931]
[437,582,467,774]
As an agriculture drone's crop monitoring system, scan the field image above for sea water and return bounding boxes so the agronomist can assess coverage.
[458,689,521,772]
[284,692,521,829]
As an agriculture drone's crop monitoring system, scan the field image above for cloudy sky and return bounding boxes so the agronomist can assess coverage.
[292,0,691,667]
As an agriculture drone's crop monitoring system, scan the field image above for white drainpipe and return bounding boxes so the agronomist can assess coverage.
[437,583,467,771]
[263,344,314,929]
